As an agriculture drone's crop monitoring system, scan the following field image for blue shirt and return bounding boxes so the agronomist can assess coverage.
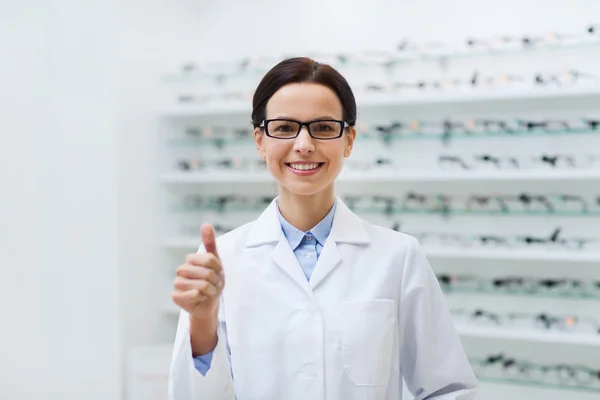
[193,200,337,375]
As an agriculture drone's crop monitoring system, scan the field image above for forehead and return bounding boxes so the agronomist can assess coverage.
[265,83,343,120]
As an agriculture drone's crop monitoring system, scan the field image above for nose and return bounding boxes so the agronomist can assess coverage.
[293,126,315,154]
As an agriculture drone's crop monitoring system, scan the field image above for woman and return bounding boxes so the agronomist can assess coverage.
[169,57,478,400]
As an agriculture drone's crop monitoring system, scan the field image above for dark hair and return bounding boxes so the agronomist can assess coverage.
[251,57,357,128]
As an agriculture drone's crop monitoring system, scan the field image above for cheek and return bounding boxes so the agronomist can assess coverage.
[264,142,289,164]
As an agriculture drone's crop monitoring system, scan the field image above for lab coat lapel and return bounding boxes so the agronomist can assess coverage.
[309,197,370,290]
[245,198,314,296]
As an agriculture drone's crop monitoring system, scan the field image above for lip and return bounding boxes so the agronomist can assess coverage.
[285,162,324,176]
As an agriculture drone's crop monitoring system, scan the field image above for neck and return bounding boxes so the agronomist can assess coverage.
[277,185,336,232]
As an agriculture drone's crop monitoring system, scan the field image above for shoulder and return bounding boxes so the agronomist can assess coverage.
[360,220,426,266]
[213,221,256,251]
[363,220,420,249]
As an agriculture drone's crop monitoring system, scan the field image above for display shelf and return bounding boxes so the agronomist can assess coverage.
[475,376,600,394]
[161,86,600,118]
[424,246,600,263]
[168,127,599,147]
[161,39,600,83]
[160,169,600,184]
[457,324,600,346]
[162,236,600,263]
[172,204,600,218]
[443,287,600,301]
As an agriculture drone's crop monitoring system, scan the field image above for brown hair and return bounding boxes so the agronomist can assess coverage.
[251,57,357,128]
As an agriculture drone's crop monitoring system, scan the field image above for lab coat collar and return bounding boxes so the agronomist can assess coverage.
[245,196,370,248]
[246,196,370,292]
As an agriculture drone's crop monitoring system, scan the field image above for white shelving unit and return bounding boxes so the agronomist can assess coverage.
[161,85,600,118]
[158,34,600,400]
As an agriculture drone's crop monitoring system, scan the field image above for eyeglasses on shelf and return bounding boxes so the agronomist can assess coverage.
[438,274,600,299]
[451,308,600,334]
[471,353,600,390]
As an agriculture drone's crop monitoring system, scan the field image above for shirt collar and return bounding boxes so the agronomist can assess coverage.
[277,199,337,250]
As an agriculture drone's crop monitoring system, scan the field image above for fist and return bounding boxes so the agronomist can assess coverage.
[172,223,225,318]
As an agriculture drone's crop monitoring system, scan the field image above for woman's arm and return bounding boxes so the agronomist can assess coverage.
[168,302,235,400]
[398,237,479,400]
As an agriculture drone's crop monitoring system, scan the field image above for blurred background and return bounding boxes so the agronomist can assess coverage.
[1,0,600,399]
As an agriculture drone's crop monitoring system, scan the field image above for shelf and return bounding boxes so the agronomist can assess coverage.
[475,376,600,394]
[160,171,271,183]
[162,39,600,84]
[162,236,600,263]
[425,247,600,263]
[172,205,600,218]
[160,169,600,184]
[161,86,600,117]
[443,287,600,301]
[457,324,600,346]
[168,128,599,148]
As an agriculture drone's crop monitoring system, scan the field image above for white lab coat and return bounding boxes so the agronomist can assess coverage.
[168,197,478,400]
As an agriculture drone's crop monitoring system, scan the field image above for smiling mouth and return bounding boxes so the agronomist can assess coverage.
[285,162,324,171]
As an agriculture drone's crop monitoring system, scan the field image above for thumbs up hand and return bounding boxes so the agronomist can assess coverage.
[172,224,225,319]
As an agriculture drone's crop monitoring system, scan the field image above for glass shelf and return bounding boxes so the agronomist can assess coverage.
[168,128,599,148]
[443,287,600,301]
[172,204,600,218]
[476,375,600,393]
[162,40,600,83]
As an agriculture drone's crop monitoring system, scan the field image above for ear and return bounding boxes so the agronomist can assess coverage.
[343,126,356,158]
[254,127,266,160]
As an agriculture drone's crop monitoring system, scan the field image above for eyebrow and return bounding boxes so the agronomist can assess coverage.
[270,115,341,120]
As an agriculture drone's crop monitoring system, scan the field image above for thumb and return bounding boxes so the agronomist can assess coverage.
[201,223,219,258]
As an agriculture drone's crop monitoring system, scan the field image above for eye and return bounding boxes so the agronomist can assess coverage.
[276,124,293,132]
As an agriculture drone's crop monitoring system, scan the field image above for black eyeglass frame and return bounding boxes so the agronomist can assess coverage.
[259,118,352,140]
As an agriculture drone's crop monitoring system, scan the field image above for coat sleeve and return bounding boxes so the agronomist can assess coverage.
[168,300,235,400]
[398,237,479,400]
[168,244,235,400]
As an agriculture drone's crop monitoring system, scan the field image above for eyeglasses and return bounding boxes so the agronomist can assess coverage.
[177,157,266,171]
[472,353,600,388]
[180,194,275,212]
[438,273,600,298]
[397,226,597,251]
[260,118,350,140]
[451,308,600,334]
[438,153,600,170]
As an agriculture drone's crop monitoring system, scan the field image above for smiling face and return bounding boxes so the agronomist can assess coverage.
[254,83,356,198]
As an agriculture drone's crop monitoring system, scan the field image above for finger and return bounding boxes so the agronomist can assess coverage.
[174,277,218,298]
[172,289,207,305]
[177,266,221,287]
[201,223,219,258]
[184,253,223,275]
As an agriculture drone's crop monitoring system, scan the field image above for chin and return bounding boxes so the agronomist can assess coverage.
[279,179,336,197]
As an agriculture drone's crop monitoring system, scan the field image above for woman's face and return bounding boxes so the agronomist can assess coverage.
[254,83,356,197]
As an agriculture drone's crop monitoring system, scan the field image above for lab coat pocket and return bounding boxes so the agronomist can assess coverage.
[340,299,396,386]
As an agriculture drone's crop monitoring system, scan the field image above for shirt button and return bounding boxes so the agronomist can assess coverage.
[305,235,312,241]
[306,253,312,258]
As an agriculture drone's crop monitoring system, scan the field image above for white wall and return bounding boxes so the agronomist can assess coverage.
[0,0,121,399]
[1,0,599,399]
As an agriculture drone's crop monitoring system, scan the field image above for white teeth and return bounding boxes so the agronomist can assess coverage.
[289,163,320,171]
